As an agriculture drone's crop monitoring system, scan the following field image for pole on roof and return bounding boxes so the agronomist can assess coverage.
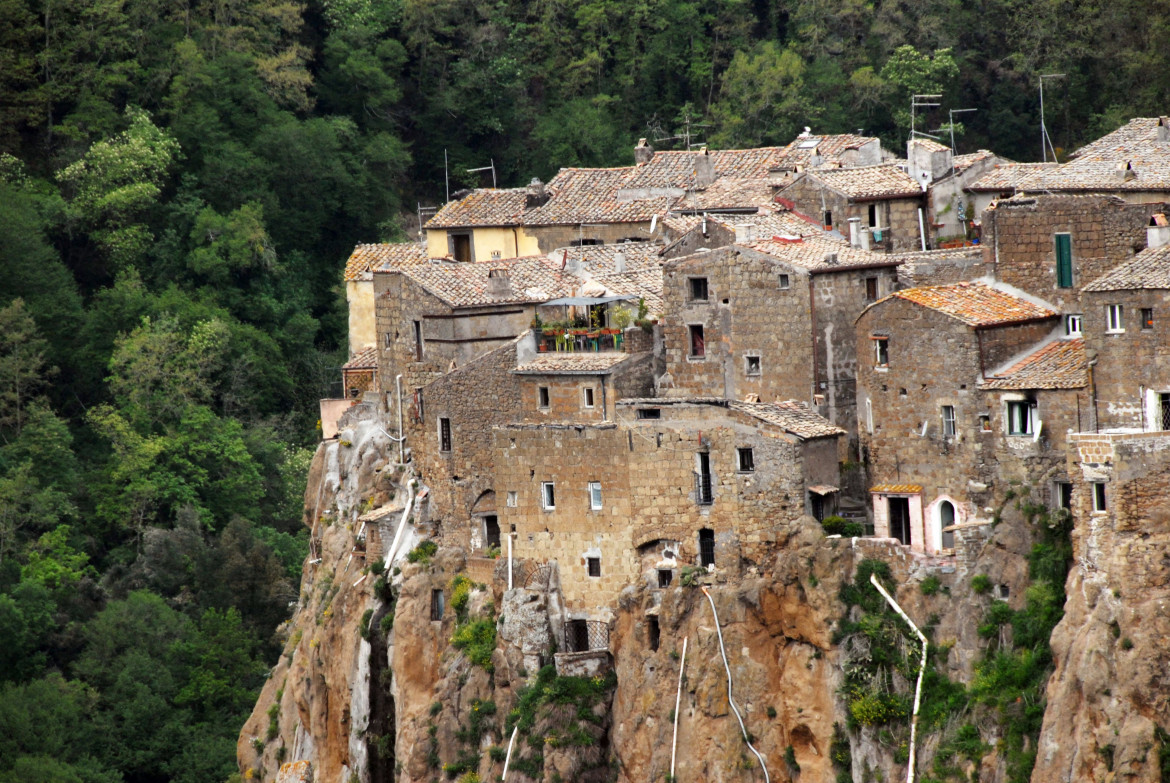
[444,149,449,203]
[1039,75,1065,163]
[947,108,978,177]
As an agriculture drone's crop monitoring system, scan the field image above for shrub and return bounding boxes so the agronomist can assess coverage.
[407,540,438,564]
[784,745,800,774]
[449,575,473,619]
[452,618,497,671]
[359,608,374,640]
[842,521,865,537]
[920,576,942,596]
[971,574,993,594]
[369,559,385,576]
[821,516,847,535]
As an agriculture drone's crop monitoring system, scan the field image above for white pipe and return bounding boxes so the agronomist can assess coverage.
[501,724,519,780]
[868,573,928,783]
[918,207,928,251]
[671,635,688,779]
[383,479,416,570]
[701,587,770,783]
[395,374,404,465]
[507,533,513,590]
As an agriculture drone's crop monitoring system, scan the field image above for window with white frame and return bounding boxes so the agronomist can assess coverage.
[1106,304,1124,333]
[1006,400,1034,435]
[506,491,518,508]
[874,337,889,367]
[582,387,595,408]
[1065,314,1082,336]
[588,481,602,510]
[541,482,556,510]
[941,405,956,438]
[1092,482,1107,513]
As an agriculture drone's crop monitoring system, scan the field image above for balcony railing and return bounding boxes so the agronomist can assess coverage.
[537,328,624,353]
[564,619,609,653]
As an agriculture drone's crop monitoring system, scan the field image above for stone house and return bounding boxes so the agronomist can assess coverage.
[776,163,925,252]
[343,241,433,356]
[491,398,843,613]
[341,347,378,400]
[659,236,900,444]
[965,162,1058,223]
[855,281,1086,553]
[905,139,1008,242]
[423,187,537,262]
[660,210,830,259]
[979,194,1166,316]
[1080,238,1170,432]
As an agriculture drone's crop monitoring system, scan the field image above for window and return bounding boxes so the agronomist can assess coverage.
[1107,304,1124,333]
[823,210,833,229]
[587,557,601,577]
[979,414,991,432]
[1092,482,1107,513]
[1065,314,1082,336]
[810,493,826,521]
[698,528,715,567]
[385,332,393,348]
[430,589,445,620]
[438,417,452,452]
[582,387,595,408]
[688,324,705,358]
[565,619,588,652]
[506,491,518,508]
[570,238,602,247]
[1006,400,1033,435]
[538,386,550,409]
[941,406,956,438]
[1159,392,1170,430]
[413,320,423,360]
[636,408,661,420]
[541,482,556,510]
[688,277,709,301]
[865,277,879,302]
[450,232,472,263]
[736,447,755,472]
[657,569,673,588]
[745,355,761,376]
[868,203,878,227]
[588,481,603,510]
[778,274,790,289]
[647,616,661,650]
[696,452,713,505]
[484,516,500,549]
[1055,233,1073,288]
[874,337,889,367]
[939,500,955,549]
[1053,481,1072,511]
[865,398,874,434]
[415,388,425,419]
[1142,308,1154,330]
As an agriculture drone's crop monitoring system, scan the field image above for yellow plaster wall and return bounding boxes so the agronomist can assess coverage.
[346,279,377,356]
[425,227,541,262]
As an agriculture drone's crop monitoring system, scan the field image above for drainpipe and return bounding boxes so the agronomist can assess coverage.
[868,574,928,783]
[396,374,405,464]
[600,374,608,421]
[383,479,416,570]
[507,532,513,590]
[502,725,519,781]
[670,635,688,780]
[917,207,928,251]
[808,276,820,403]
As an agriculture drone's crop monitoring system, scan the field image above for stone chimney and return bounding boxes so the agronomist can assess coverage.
[1149,214,1170,249]
[733,224,756,243]
[1115,161,1137,183]
[614,251,627,273]
[486,267,512,298]
[634,138,654,165]
[694,147,715,188]
[848,217,861,248]
[1158,117,1170,144]
[525,177,549,209]
[859,226,872,251]
[824,252,839,266]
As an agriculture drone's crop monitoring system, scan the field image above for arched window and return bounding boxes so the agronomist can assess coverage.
[940,501,955,550]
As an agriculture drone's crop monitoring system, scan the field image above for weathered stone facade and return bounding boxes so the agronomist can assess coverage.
[777,174,925,252]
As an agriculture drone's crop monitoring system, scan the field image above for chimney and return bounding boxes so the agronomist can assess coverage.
[1159,117,1170,144]
[694,147,715,188]
[525,177,549,209]
[634,138,654,165]
[859,226,872,251]
[1116,161,1137,182]
[847,217,861,248]
[734,224,756,243]
[614,251,627,273]
[487,267,512,298]
[1149,214,1170,249]
[824,252,839,266]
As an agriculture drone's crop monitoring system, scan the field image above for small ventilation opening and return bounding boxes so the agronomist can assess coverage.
[648,616,661,651]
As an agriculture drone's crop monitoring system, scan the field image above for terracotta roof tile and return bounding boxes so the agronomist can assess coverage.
[343,346,379,369]
[616,397,843,439]
[344,242,431,281]
[982,338,1087,390]
[395,257,576,307]
[1026,117,1170,192]
[736,234,896,272]
[800,163,922,200]
[770,133,883,170]
[525,167,668,226]
[425,188,528,228]
[682,177,776,211]
[891,282,1059,327]
[870,484,923,494]
[909,138,951,154]
[591,269,664,317]
[952,150,999,174]
[967,162,1058,192]
[624,148,791,191]
[1083,245,1170,291]
[549,242,664,275]
[514,352,638,375]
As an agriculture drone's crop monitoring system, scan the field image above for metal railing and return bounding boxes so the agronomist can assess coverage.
[695,471,714,505]
[564,620,609,653]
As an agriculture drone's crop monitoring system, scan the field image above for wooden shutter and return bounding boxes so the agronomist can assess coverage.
[1055,234,1073,288]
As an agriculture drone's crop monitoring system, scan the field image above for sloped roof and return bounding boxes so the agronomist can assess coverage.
[682,177,776,211]
[344,242,430,281]
[952,150,1001,175]
[771,133,881,170]
[525,167,670,226]
[514,352,638,375]
[801,163,922,200]
[343,346,379,370]
[967,162,1058,192]
[1083,244,1170,291]
[710,211,826,236]
[591,268,664,317]
[624,148,790,191]
[549,242,665,275]
[889,282,1059,327]
[1026,117,1170,192]
[982,338,1087,390]
[617,397,843,439]
[909,138,951,154]
[426,188,528,228]
[395,257,576,307]
[736,235,896,272]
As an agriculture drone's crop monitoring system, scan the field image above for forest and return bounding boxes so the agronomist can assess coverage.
[1,0,1168,780]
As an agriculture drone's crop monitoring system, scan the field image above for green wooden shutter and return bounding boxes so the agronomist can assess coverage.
[1055,234,1073,288]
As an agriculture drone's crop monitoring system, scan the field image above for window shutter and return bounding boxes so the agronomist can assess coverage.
[1055,234,1073,288]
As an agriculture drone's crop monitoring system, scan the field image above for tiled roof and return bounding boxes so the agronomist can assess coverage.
[890,282,1059,327]
[344,242,430,281]
[662,214,702,236]
[870,484,923,494]
[591,268,664,317]
[343,346,378,370]
[770,133,882,170]
[396,257,576,307]
[909,138,951,154]
[712,210,828,237]
[737,234,896,272]
[982,338,1087,390]
[681,177,776,211]
[802,163,923,200]
[1082,245,1170,291]
[1026,117,1170,192]
[549,242,665,275]
[952,150,999,174]
[525,167,670,226]
[514,352,637,375]
[425,188,528,228]
[624,148,790,191]
[967,162,1058,192]
[727,400,846,439]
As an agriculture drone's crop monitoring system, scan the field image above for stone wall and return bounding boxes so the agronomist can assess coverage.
[516,354,655,424]
[981,194,1162,311]
[893,248,987,288]
[1083,287,1170,431]
[778,175,924,251]
[528,222,654,253]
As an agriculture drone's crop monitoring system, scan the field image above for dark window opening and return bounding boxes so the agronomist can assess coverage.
[737,447,755,472]
[696,452,713,505]
[637,408,661,420]
[1143,308,1155,330]
[658,569,673,588]
[778,274,790,289]
[811,493,826,521]
[689,324,705,358]
[998,584,1010,600]
[451,233,472,263]
[1093,482,1107,512]
[868,203,877,226]
[698,528,715,567]
[865,276,879,302]
[1006,400,1034,435]
[889,497,911,546]
[587,557,601,577]
[538,386,550,408]
[439,417,452,452]
[1055,481,1073,510]
[484,515,500,549]
[413,320,423,361]
[940,500,955,549]
[1160,393,1170,431]
[566,619,589,652]
[648,616,661,651]
[823,210,833,229]
[430,589,445,620]
[583,387,595,408]
[570,238,602,246]
[689,277,709,301]
[745,356,761,376]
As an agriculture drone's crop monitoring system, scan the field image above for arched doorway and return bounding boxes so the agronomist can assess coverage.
[939,500,955,550]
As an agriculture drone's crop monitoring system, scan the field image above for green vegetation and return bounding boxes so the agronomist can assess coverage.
[452,619,498,671]
[407,540,439,565]
[822,516,865,537]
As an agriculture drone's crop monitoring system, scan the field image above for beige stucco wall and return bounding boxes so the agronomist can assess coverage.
[346,279,377,357]
[425,227,541,262]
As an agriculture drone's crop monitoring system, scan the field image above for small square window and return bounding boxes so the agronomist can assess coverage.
[745,355,761,376]
[657,569,673,588]
[778,274,790,289]
[588,481,602,510]
[1065,314,1082,336]
[636,408,661,420]
[1053,481,1072,511]
[1107,304,1124,333]
[865,277,879,302]
[541,482,556,510]
[689,277,709,301]
[587,557,601,577]
[874,337,889,367]
[1006,400,1034,435]
[688,324,705,358]
[506,491,518,508]
[1142,308,1154,330]
[941,405,956,437]
[583,387,595,408]
[1092,482,1107,513]
[979,414,992,432]
[736,447,755,472]
[538,386,550,409]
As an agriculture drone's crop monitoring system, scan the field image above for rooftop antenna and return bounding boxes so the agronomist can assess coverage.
[466,159,497,189]
[652,105,710,151]
[910,94,942,142]
[1039,74,1066,163]
[940,108,977,177]
[444,149,449,203]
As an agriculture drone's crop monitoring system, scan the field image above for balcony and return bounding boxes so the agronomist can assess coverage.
[537,327,625,353]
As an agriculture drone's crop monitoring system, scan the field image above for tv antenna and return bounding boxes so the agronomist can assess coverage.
[653,105,710,151]
[931,108,978,177]
[1039,74,1065,163]
[910,94,942,141]
[466,159,497,189]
